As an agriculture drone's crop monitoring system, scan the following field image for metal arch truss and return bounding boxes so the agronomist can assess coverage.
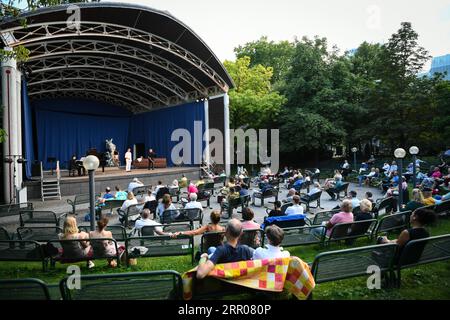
[25,54,208,103]
[28,80,158,113]
[27,68,170,106]
[25,39,209,95]
[30,90,146,114]
[2,20,230,92]
[25,55,224,110]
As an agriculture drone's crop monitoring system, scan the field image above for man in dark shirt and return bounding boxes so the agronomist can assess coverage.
[147,148,156,170]
[196,219,253,279]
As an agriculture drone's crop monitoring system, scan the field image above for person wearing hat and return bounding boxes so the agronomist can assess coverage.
[422,187,436,206]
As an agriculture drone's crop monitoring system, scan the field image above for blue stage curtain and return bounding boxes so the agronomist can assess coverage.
[22,79,34,179]
[130,102,205,166]
[32,99,204,169]
[35,106,130,170]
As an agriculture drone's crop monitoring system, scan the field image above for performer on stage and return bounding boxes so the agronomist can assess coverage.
[125,148,132,172]
[148,148,156,170]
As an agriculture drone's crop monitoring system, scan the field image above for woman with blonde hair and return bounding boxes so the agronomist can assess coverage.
[120,191,138,211]
[401,188,425,212]
[59,216,93,267]
[354,199,374,221]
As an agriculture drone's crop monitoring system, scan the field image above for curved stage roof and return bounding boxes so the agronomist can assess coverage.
[0,2,234,113]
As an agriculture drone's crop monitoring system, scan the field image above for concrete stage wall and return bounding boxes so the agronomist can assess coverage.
[24,167,201,200]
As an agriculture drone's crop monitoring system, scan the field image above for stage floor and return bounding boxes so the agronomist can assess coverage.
[38,166,199,182]
[25,166,201,200]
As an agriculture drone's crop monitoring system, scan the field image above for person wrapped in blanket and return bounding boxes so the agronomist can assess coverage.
[196,219,290,279]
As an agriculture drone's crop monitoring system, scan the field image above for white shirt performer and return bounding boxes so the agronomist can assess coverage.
[125,148,132,172]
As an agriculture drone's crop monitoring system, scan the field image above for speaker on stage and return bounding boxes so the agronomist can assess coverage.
[31,161,41,177]
[134,143,145,159]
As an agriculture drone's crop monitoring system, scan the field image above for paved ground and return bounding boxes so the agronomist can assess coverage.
[0,179,384,235]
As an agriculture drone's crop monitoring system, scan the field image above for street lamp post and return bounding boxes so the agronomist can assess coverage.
[83,155,100,231]
[394,148,406,211]
[409,146,419,188]
[351,147,358,172]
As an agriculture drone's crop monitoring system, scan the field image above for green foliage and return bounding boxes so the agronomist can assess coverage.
[234,36,295,88]
[226,22,448,158]
[224,57,286,129]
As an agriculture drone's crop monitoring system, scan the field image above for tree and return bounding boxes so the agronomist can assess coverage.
[433,80,450,149]
[223,56,286,129]
[234,36,295,89]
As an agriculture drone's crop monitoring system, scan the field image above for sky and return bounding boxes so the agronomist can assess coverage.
[105,0,450,71]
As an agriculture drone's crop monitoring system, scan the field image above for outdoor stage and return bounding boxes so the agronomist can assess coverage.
[24,166,201,200]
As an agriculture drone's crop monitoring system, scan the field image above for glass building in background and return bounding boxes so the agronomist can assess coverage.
[428,54,450,80]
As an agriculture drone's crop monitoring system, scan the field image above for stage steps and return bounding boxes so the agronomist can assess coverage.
[40,161,61,201]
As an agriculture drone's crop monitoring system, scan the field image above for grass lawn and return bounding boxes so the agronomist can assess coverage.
[1,219,449,300]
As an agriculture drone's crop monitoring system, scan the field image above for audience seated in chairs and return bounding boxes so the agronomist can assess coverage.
[354,199,374,221]
[312,199,354,238]
[184,193,203,212]
[196,219,254,280]
[253,225,290,260]
[284,195,304,215]
[251,181,274,205]
[220,187,240,216]
[127,178,144,193]
[422,188,436,206]
[401,188,425,212]
[174,210,224,237]
[114,185,127,200]
[89,217,125,268]
[241,208,260,230]
[133,209,172,236]
[365,191,375,204]
[283,188,296,204]
[268,201,284,217]
[59,216,94,268]
[156,194,177,220]
[120,192,138,212]
[377,208,436,249]
[300,182,322,202]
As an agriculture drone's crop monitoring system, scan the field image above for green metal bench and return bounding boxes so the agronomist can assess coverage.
[0,202,33,218]
[310,243,398,298]
[117,203,142,228]
[19,210,58,227]
[160,208,203,227]
[0,278,51,300]
[59,271,183,300]
[200,231,226,254]
[67,193,101,215]
[300,191,323,211]
[222,195,250,219]
[326,219,377,245]
[311,209,340,226]
[126,234,194,265]
[213,176,227,188]
[0,240,47,271]
[253,187,279,207]
[17,226,62,242]
[393,234,450,288]
[48,238,121,268]
[0,227,12,240]
[132,185,152,198]
[138,223,192,237]
[95,199,125,217]
[371,211,412,240]
[435,200,450,218]
[372,197,397,218]
[265,226,325,248]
